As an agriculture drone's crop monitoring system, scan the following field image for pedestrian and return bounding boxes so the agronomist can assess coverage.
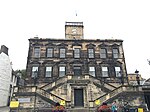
[98,102,111,112]
[111,101,117,112]
[52,102,66,112]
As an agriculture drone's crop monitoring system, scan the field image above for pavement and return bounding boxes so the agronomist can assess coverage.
[0,106,10,112]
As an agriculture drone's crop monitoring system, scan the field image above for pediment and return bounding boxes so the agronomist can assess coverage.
[30,60,41,64]
[57,43,68,47]
[111,43,120,47]
[32,42,43,46]
[72,42,82,47]
[86,43,96,48]
[99,43,108,47]
[45,43,55,46]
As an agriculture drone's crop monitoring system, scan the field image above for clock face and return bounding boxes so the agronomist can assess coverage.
[72,28,77,34]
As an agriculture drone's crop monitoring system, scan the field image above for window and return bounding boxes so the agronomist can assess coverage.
[34,47,40,57]
[59,67,65,77]
[89,67,95,77]
[113,48,119,58]
[88,48,94,58]
[100,48,107,58]
[74,48,80,58]
[102,67,108,77]
[47,48,53,57]
[60,48,66,58]
[45,67,52,77]
[115,67,121,77]
[32,67,38,77]
[74,66,81,75]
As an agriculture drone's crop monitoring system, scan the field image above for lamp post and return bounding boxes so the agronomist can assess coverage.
[34,70,38,86]
[135,69,140,85]
[118,71,124,85]
[33,70,38,112]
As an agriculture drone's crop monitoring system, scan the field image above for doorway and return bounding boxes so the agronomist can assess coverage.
[74,89,84,107]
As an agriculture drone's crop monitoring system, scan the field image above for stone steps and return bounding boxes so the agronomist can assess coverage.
[66,107,96,112]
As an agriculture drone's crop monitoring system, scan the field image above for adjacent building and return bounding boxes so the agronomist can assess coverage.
[0,45,12,106]
[0,45,18,107]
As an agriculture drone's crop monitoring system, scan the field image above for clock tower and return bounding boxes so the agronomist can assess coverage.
[65,22,84,39]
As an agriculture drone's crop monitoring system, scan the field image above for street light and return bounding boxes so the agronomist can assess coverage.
[135,69,140,85]
[33,70,38,112]
[34,70,38,86]
[119,71,124,85]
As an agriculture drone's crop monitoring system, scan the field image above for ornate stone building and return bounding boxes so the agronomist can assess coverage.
[12,21,150,111]
[25,21,128,107]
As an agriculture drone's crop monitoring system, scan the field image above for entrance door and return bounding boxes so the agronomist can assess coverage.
[74,89,84,107]
[74,66,81,76]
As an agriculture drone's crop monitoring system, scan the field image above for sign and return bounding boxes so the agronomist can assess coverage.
[138,108,144,112]
[18,98,30,103]
[10,101,19,108]
[60,100,65,106]
[95,99,100,105]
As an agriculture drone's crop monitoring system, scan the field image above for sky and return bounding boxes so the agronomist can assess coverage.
[0,0,150,79]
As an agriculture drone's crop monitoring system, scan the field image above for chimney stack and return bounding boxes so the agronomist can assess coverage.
[0,45,8,55]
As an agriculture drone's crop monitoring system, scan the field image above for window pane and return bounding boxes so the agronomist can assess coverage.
[115,67,121,77]
[102,67,108,77]
[34,48,40,57]
[32,67,38,77]
[89,67,95,77]
[113,48,119,58]
[88,48,94,58]
[60,48,66,58]
[100,48,106,58]
[47,48,53,57]
[74,48,80,58]
[45,67,52,77]
[59,67,65,77]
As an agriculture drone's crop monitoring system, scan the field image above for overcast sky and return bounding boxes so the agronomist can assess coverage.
[0,0,150,79]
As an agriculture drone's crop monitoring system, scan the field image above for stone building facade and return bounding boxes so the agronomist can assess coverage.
[23,21,130,108]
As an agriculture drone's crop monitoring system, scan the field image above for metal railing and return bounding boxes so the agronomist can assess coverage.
[92,85,143,107]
